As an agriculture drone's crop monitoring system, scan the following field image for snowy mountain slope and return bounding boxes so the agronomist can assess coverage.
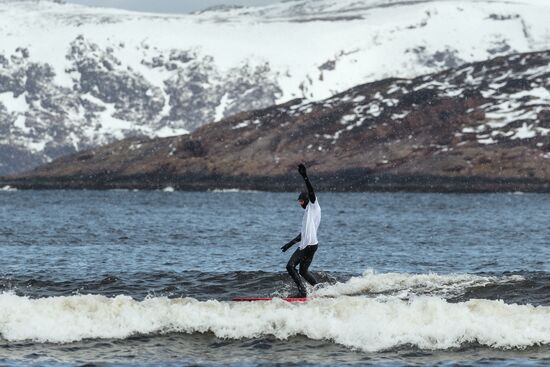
[7,50,550,191]
[1,0,550,175]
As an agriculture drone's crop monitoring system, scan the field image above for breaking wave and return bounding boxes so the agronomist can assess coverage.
[312,270,524,299]
[1,270,528,302]
[1,292,549,352]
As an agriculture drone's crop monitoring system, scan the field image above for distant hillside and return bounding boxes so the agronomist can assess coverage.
[2,0,550,175]
[4,50,550,192]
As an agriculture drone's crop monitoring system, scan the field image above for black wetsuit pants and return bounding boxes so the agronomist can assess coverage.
[286,244,318,296]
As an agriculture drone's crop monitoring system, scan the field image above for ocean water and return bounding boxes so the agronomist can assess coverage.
[0,190,549,367]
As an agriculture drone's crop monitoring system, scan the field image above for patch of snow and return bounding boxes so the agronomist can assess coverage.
[366,103,381,117]
[214,93,232,122]
[340,95,352,102]
[392,111,409,119]
[13,115,31,134]
[387,85,401,94]
[0,92,28,113]
[155,126,188,138]
[481,90,495,98]
[340,114,356,124]
[478,137,496,144]
[232,121,250,129]
[382,98,399,107]
[511,123,537,140]
[27,139,48,153]
[489,81,507,89]
[129,143,142,151]
[511,87,550,101]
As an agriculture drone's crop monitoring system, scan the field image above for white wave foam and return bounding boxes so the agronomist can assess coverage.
[210,189,260,193]
[1,292,549,351]
[0,185,17,192]
[313,270,523,299]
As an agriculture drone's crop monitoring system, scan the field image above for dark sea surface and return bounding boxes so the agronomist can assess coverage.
[0,189,549,366]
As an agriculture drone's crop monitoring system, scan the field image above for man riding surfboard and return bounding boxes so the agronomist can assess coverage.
[281,164,321,298]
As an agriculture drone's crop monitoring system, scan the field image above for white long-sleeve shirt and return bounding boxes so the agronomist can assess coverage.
[299,198,321,249]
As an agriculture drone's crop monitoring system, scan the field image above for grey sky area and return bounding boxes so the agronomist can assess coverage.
[65,0,281,13]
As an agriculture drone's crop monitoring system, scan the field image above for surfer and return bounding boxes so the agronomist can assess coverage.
[281,163,321,298]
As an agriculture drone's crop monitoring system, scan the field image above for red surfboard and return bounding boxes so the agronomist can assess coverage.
[233,297,308,302]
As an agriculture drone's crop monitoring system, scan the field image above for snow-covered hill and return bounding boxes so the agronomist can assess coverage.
[7,50,550,191]
[1,0,550,175]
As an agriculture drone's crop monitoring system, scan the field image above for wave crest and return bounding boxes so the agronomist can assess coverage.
[1,292,549,351]
[313,270,523,298]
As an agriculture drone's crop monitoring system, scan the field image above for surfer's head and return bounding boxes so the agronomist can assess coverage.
[297,192,309,209]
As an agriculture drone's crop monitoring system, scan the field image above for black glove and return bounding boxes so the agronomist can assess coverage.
[281,242,292,252]
[298,163,307,177]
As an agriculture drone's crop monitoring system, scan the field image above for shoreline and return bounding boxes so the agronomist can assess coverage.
[2,172,549,193]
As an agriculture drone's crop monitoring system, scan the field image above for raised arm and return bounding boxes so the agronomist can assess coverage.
[298,164,316,203]
[281,233,301,252]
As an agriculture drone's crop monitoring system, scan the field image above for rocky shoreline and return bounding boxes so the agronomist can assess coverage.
[3,171,550,193]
